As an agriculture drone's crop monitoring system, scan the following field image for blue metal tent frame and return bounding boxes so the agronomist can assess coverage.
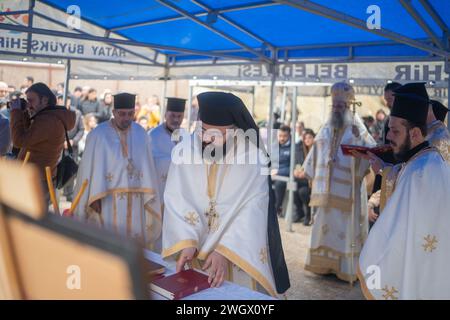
[0,1,449,65]
[1,1,448,121]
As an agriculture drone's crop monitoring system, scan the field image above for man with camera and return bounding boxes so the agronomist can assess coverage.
[9,82,75,197]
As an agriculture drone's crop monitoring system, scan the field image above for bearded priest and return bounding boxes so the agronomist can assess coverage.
[74,92,162,249]
[161,92,290,298]
[358,82,450,299]
[298,82,376,283]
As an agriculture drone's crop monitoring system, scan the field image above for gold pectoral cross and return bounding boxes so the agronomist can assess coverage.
[127,159,136,179]
[205,199,220,233]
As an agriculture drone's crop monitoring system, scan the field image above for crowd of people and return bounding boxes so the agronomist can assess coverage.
[1,75,449,299]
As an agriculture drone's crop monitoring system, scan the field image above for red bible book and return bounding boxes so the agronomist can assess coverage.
[341,144,392,157]
[150,269,210,300]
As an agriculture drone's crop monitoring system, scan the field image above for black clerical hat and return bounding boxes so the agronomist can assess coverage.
[113,93,135,109]
[198,92,238,126]
[431,100,449,122]
[391,82,429,124]
[166,97,186,112]
[197,91,264,149]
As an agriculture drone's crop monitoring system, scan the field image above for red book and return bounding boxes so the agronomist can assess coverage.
[341,144,392,157]
[150,269,210,300]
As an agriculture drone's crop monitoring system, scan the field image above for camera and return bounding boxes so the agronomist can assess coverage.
[7,97,27,110]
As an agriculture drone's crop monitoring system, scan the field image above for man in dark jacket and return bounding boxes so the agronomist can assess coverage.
[78,88,100,116]
[272,125,291,216]
[10,83,75,199]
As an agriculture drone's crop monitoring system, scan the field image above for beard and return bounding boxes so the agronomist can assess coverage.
[392,135,412,161]
[201,134,236,162]
[330,108,352,129]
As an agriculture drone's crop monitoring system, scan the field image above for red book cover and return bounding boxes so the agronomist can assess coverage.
[150,269,210,300]
[341,144,392,157]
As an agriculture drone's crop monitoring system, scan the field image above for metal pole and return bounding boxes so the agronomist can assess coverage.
[26,0,35,55]
[447,72,449,130]
[251,86,256,117]
[160,67,169,125]
[187,84,194,132]
[280,86,287,123]
[63,59,71,108]
[285,86,298,232]
[349,102,357,287]
[268,64,277,167]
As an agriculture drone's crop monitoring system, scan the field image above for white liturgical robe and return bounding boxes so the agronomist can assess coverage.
[74,120,162,248]
[302,114,375,282]
[162,133,278,297]
[359,146,450,299]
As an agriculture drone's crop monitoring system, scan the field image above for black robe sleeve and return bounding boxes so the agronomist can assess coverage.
[267,175,291,294]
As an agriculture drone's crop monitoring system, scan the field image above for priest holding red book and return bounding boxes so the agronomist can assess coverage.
[161,92,290,298]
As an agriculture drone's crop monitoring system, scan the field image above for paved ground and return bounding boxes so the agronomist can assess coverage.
[278,218,364,300]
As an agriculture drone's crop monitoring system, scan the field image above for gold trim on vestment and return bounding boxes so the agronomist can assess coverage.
[380,147,439,210]
[356,264,376,300]
[309,194,352,212]
[427,122,450,163]
[127,193,132,236]
[305,258,357,283]
[309,245,361,258]
[113,192,118,233]
[227,261,234,282]
[214,244,277,298]
[161,239,198,259]
[379,166,392,212]
[144,203,162,241]
[144,203,162,221]
[86,188,157,210]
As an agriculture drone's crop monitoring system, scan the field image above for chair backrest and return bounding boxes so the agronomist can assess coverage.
[0,160,147,299]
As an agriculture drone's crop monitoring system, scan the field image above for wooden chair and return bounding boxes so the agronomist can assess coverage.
[0,160,148,299]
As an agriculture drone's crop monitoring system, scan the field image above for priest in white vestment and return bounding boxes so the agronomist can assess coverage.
[162,92,290,297]
[428,100,449,163]
[369,97,450,212]
[299,82,376,282]
[74,93,162,249]
[149,97,187,204]
[358,82,450,299]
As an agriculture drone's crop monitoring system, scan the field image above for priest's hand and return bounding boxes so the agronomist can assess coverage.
[368,207,379,223]
[202,251,228,288]
[367,152,385,174]
[90,200,101,213]
[176,247,197,272]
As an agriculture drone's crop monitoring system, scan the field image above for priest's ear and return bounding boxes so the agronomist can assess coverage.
[406,121,427,141]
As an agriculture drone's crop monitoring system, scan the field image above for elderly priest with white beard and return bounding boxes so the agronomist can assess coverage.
[298,82,376,283]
